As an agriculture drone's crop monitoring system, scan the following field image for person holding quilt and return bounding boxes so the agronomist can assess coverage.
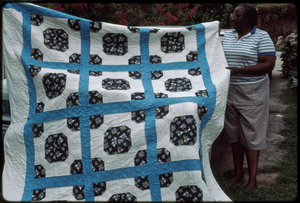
[221,3,276,190]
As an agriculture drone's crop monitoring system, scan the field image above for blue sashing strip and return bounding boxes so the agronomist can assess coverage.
[78,19,94,201]
[32,159,202,187]
[139,28,162,201]
[4,3,217,202]
[195,23,217,182]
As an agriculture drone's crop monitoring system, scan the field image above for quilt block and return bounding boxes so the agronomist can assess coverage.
[2,3,231,202]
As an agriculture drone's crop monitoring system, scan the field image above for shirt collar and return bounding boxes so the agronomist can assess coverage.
[233,25,257,34]
[250,25,257,34]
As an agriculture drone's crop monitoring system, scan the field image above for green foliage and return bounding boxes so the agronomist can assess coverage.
[37,3,243,27]
[276,32,298,80]
[32,3,297,45]
[256,3,297,45]
[256,3,296,21]
[192,3,240,28]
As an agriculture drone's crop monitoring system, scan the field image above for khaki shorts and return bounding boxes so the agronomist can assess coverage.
[223,78,269,150]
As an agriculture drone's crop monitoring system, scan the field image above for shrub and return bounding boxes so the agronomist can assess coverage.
[44,3,198,26]
[276,32,298,80]
[42,3,240,28]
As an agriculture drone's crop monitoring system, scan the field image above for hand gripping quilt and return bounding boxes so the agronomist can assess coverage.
[2,3,231,202]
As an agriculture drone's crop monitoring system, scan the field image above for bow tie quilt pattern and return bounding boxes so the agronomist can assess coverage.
[3,3,230,202]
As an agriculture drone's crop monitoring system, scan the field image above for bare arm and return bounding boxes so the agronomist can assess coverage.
[226,55,276,75]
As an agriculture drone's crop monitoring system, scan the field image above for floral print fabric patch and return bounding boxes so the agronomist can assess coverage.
[42,73,66,99]
[165,78,192,92]
[32,123,44,138]
[31,48,43,61]
[89,54,102,65]
[170,115,197,146]
[90,21,102,32]
[92,158,105,172]
[35,102,44,114]
[68,19,80,31]
[29,65,41,77]
[104,125,132,155]
[109,193,137,202]
[43,28,68,52]
[176,185,203,201]
[32,189,46,201]
[34,165,45,179]
[187,51,198,61]
[73,185,85,200]
[103,33,128,56]
[93,182,106,196]
[31,13,43,26]
[90,115,103,129]
[45,133,69,163]
[102,78,130,90]
[69,53,81,63]
[161,32,185,53]
[70,160,84,174]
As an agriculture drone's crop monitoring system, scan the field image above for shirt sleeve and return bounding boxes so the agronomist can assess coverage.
[258,31,276,56]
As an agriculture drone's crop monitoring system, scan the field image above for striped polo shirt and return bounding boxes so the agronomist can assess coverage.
[222,26,276,84]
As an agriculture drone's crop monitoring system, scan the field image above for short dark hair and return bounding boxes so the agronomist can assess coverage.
[238,3,258,27]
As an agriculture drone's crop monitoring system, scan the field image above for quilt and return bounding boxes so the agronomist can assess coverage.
[2,3,231,202]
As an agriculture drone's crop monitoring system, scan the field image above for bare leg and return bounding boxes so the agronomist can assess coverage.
[230,142,245,183]
[245,149,259,190]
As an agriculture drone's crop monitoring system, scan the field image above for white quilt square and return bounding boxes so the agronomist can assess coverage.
[33,119,82,178]
[149,27,197,63]
[151,69,206,98]
[155,102,202,161]
[89,71,145,103]
[90,112,147,171]
[160,170,214,202]
[94,178,151,201]
[31,67,80,112]
[90,22,140,65]
[31,16,81,63]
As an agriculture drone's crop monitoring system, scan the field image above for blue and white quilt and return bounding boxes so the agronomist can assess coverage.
[2,3,231,202]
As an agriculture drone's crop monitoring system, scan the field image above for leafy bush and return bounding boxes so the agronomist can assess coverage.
[41,3,239,28]
[44,3,199,26]
[276,32,298,80]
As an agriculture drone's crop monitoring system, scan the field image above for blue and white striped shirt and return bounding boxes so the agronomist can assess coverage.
[222,26,276,84]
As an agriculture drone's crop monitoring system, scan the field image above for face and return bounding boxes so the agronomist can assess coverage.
[232,6,247,31]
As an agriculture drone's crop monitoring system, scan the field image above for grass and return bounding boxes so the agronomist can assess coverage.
[215,85,298,202]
